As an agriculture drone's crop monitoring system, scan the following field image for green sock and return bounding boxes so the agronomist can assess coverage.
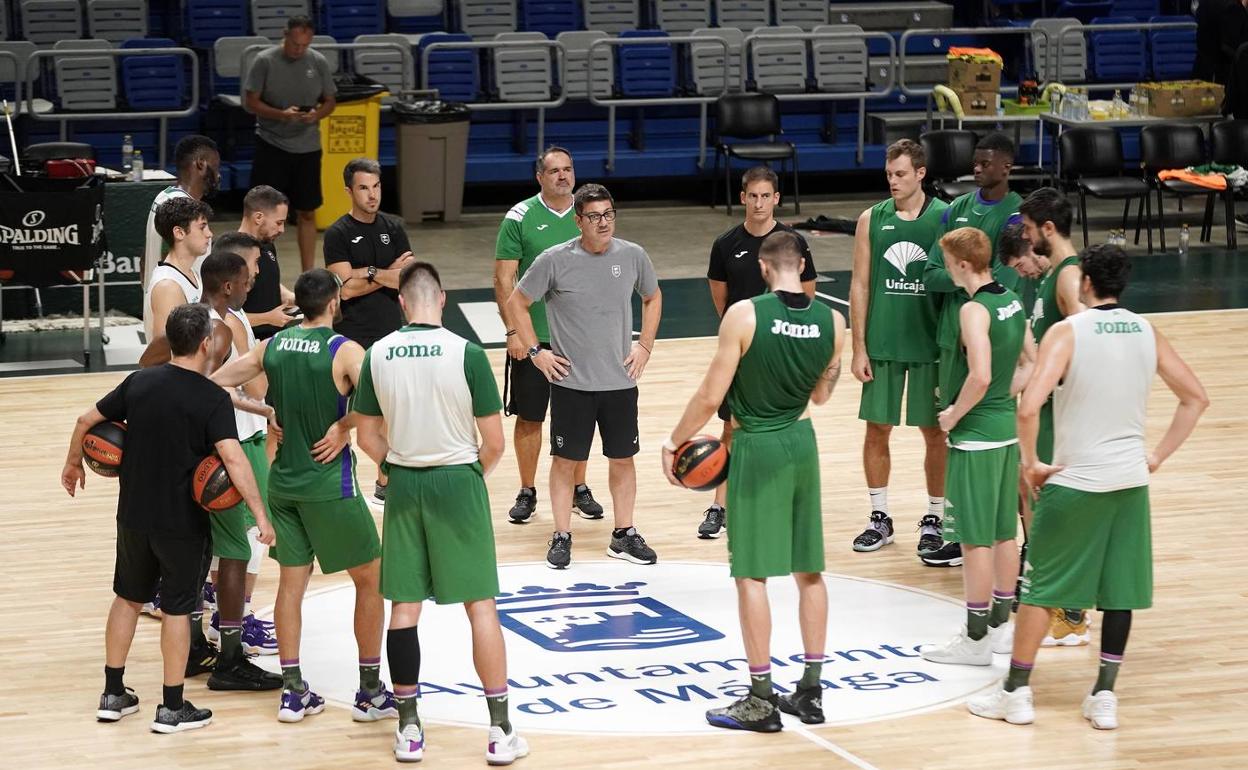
[359,660,381,694]
[219,623,242,661]
[281,664,303,692]
[798,656,823,688]
[1004,659,1033,692]
[189,611,206,645]
[967,602,990,641]
[396,694,421,729]
[486,690,511,733]
[989,592,1014,628]
[748,668,772,698]
[1093,654,1122,693]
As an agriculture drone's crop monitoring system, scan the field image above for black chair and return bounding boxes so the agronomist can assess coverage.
[920,129,978,201]
[1057,127,1152,252]
[1139,124,1235,251]
[1205,119,1248,239]
[712,92,800,215]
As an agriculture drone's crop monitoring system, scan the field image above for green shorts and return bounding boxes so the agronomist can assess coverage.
[210,432,267,561]
[1037,399,1054,464]
[944,444,1020,547]
[725,419,824,578]
[1021,484,1152,610]
[267,492,380,574]
[381,463,500,605]
[858,359,939,427]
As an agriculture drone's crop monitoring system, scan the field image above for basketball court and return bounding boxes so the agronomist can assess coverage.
[1,198,1246,768]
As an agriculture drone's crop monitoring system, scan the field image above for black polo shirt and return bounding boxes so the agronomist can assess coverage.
[706,222,818,309]
[243,240,283,339]
[323,211,412,348]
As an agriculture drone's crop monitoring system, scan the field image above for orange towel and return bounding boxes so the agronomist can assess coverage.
[947,47,1003,67]
[1158,169,1228,190]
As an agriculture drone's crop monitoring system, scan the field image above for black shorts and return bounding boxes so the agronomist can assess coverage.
[113,524,209,616]
[505,345,551,422]
[549,385,639,461]
[249,136,323,212]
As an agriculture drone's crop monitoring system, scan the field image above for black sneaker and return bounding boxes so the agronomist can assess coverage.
[573,484,604,520]
[186,640,219,677]
[372,481,387,506]
[509,488,537,524]
[697,505,725,539]
[705,693,782,732]
[916,514,943,556]
[777,685,825,724]
[546,532,572,570]
[607,527,657,565]
[97,687,140,722]
[151,700,212,734]
[207,654,284,691]
[920,541,963,567]
[852,511,894,552]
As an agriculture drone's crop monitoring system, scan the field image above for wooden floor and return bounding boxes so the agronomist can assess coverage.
[2,309,1246,769]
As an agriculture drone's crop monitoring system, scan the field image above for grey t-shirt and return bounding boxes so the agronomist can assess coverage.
[245,46,336,154]
[517,237,660,392]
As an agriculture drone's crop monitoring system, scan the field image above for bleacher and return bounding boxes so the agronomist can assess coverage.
[0,0,1200,188]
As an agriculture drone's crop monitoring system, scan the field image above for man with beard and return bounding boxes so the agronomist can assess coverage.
[142,135,220,292]
[239,186,299,340]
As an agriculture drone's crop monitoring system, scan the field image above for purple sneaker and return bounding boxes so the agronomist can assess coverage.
[246,612,276,632]
[242,615,278,656]
[202,582,217,612]
[140,592,162,618]
[277,686,325,723]
[394,723,424,762]
[352,684,399,721]
[206,611,221,644]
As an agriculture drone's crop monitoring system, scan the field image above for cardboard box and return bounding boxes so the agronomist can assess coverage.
[948,59,1001,92]
[1139,81,1225,118]
[954,89,1000,117]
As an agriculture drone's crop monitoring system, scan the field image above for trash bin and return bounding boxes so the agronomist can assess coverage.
[393,99,470,223]
[316,74,388,230]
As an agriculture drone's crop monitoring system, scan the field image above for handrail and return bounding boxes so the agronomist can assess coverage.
[24,46,200,120]
[419,39,568,112]
[898,26,1049,98]
[243,41,420,94]
[0,50,26,107]
[1055,20,1198,91]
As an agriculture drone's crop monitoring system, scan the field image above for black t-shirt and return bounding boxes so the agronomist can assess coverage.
[96,364,237,538]
[323,212,412,346]
[243,239,283,339]
[706,222,818,309]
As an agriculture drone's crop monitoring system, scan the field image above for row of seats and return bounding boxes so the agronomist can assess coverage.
[1033,15,1195,84]
[0,37,191,111]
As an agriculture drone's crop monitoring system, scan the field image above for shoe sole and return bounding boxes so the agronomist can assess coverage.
[545,559,569,570]
[97,704,140,722]
[697,529,723,539]
[508,515,534,525]
[207,678,284,692]
[706,716,783,733]
[968,704,1034,725]
[777,703,824,724]
[575,508,604,520]
[395,750,424,762]
[920,556,964,567]
[1041,634,1090,647]
[920,653,993,666]
[853,534,894,553]
[244,644,279,656]
[352,707,398,722]
[151,717,212,733]
[606,547,657,565]
[277,704,324,723]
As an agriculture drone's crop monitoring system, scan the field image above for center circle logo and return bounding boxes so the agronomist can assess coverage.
[263,562,1002,734]
[22,210,46,227]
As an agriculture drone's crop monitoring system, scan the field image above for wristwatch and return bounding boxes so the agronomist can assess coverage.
[527,345,543,359]
[366,265,377,283]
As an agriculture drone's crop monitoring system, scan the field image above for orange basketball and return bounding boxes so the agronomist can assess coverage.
[192,454,242,511]
[672,435,730,491]
[83,421,126,477]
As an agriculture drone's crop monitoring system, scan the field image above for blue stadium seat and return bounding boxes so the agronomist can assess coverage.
[321,0,385,41]
[616,29,675,98]
[1148,14,1195,80]
[388,0,445,33]
[417,32,478,102]
[1109,0,1158,20]
[519,0,581,38]
[183,0,247,48]
[1088,16,1147,82]
[1055,0,1113,23]
[120,38,187,110]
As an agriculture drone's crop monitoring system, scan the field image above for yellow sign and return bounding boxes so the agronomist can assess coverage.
[327,116,367,154]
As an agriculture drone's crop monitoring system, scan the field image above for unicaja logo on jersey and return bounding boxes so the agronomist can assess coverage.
[771,319,821,338]
[882,241,928,278]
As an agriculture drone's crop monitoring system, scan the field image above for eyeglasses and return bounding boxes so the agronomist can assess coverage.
[580,209,617,224]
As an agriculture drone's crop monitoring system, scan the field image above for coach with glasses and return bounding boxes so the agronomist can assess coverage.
[507,183,663,571]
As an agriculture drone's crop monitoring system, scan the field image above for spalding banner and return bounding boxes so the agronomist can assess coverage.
[0,173,106,284]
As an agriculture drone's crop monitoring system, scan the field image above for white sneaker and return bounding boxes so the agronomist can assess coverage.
[920,628,993,665]
[989,622,1014,655]
[1082,690,1119,730]
[486,725,529,766]
[968,685,1035,725]
[394,723,425,762]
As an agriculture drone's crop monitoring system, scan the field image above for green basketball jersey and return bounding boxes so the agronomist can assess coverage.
[263,325,361,502]
[945,284,1027,447]
[1030,255,1080,342]
[495,194,580,343]
[924,189,1024,354]
[865,196,948,363]
[729,292,836,433]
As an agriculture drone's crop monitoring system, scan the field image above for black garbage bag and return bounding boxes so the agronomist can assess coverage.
[334,73,387,103]
[392,100,471,124]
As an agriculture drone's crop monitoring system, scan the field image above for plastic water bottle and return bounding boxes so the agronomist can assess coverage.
[121,134,133,173]
[1178,224,1190,256]
[130,149,144,182]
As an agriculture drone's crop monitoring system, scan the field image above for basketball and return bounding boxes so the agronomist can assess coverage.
[672,435,729,491]
[192,454,242,511]
[82,421,126,477]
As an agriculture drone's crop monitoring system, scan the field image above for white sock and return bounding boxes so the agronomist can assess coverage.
[928,497,944,518]
[868,487,888,514]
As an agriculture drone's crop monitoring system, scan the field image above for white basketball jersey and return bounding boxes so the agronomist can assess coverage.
[143,262,201,340]
[228,306,267,440]
[1049,307,1156,493]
